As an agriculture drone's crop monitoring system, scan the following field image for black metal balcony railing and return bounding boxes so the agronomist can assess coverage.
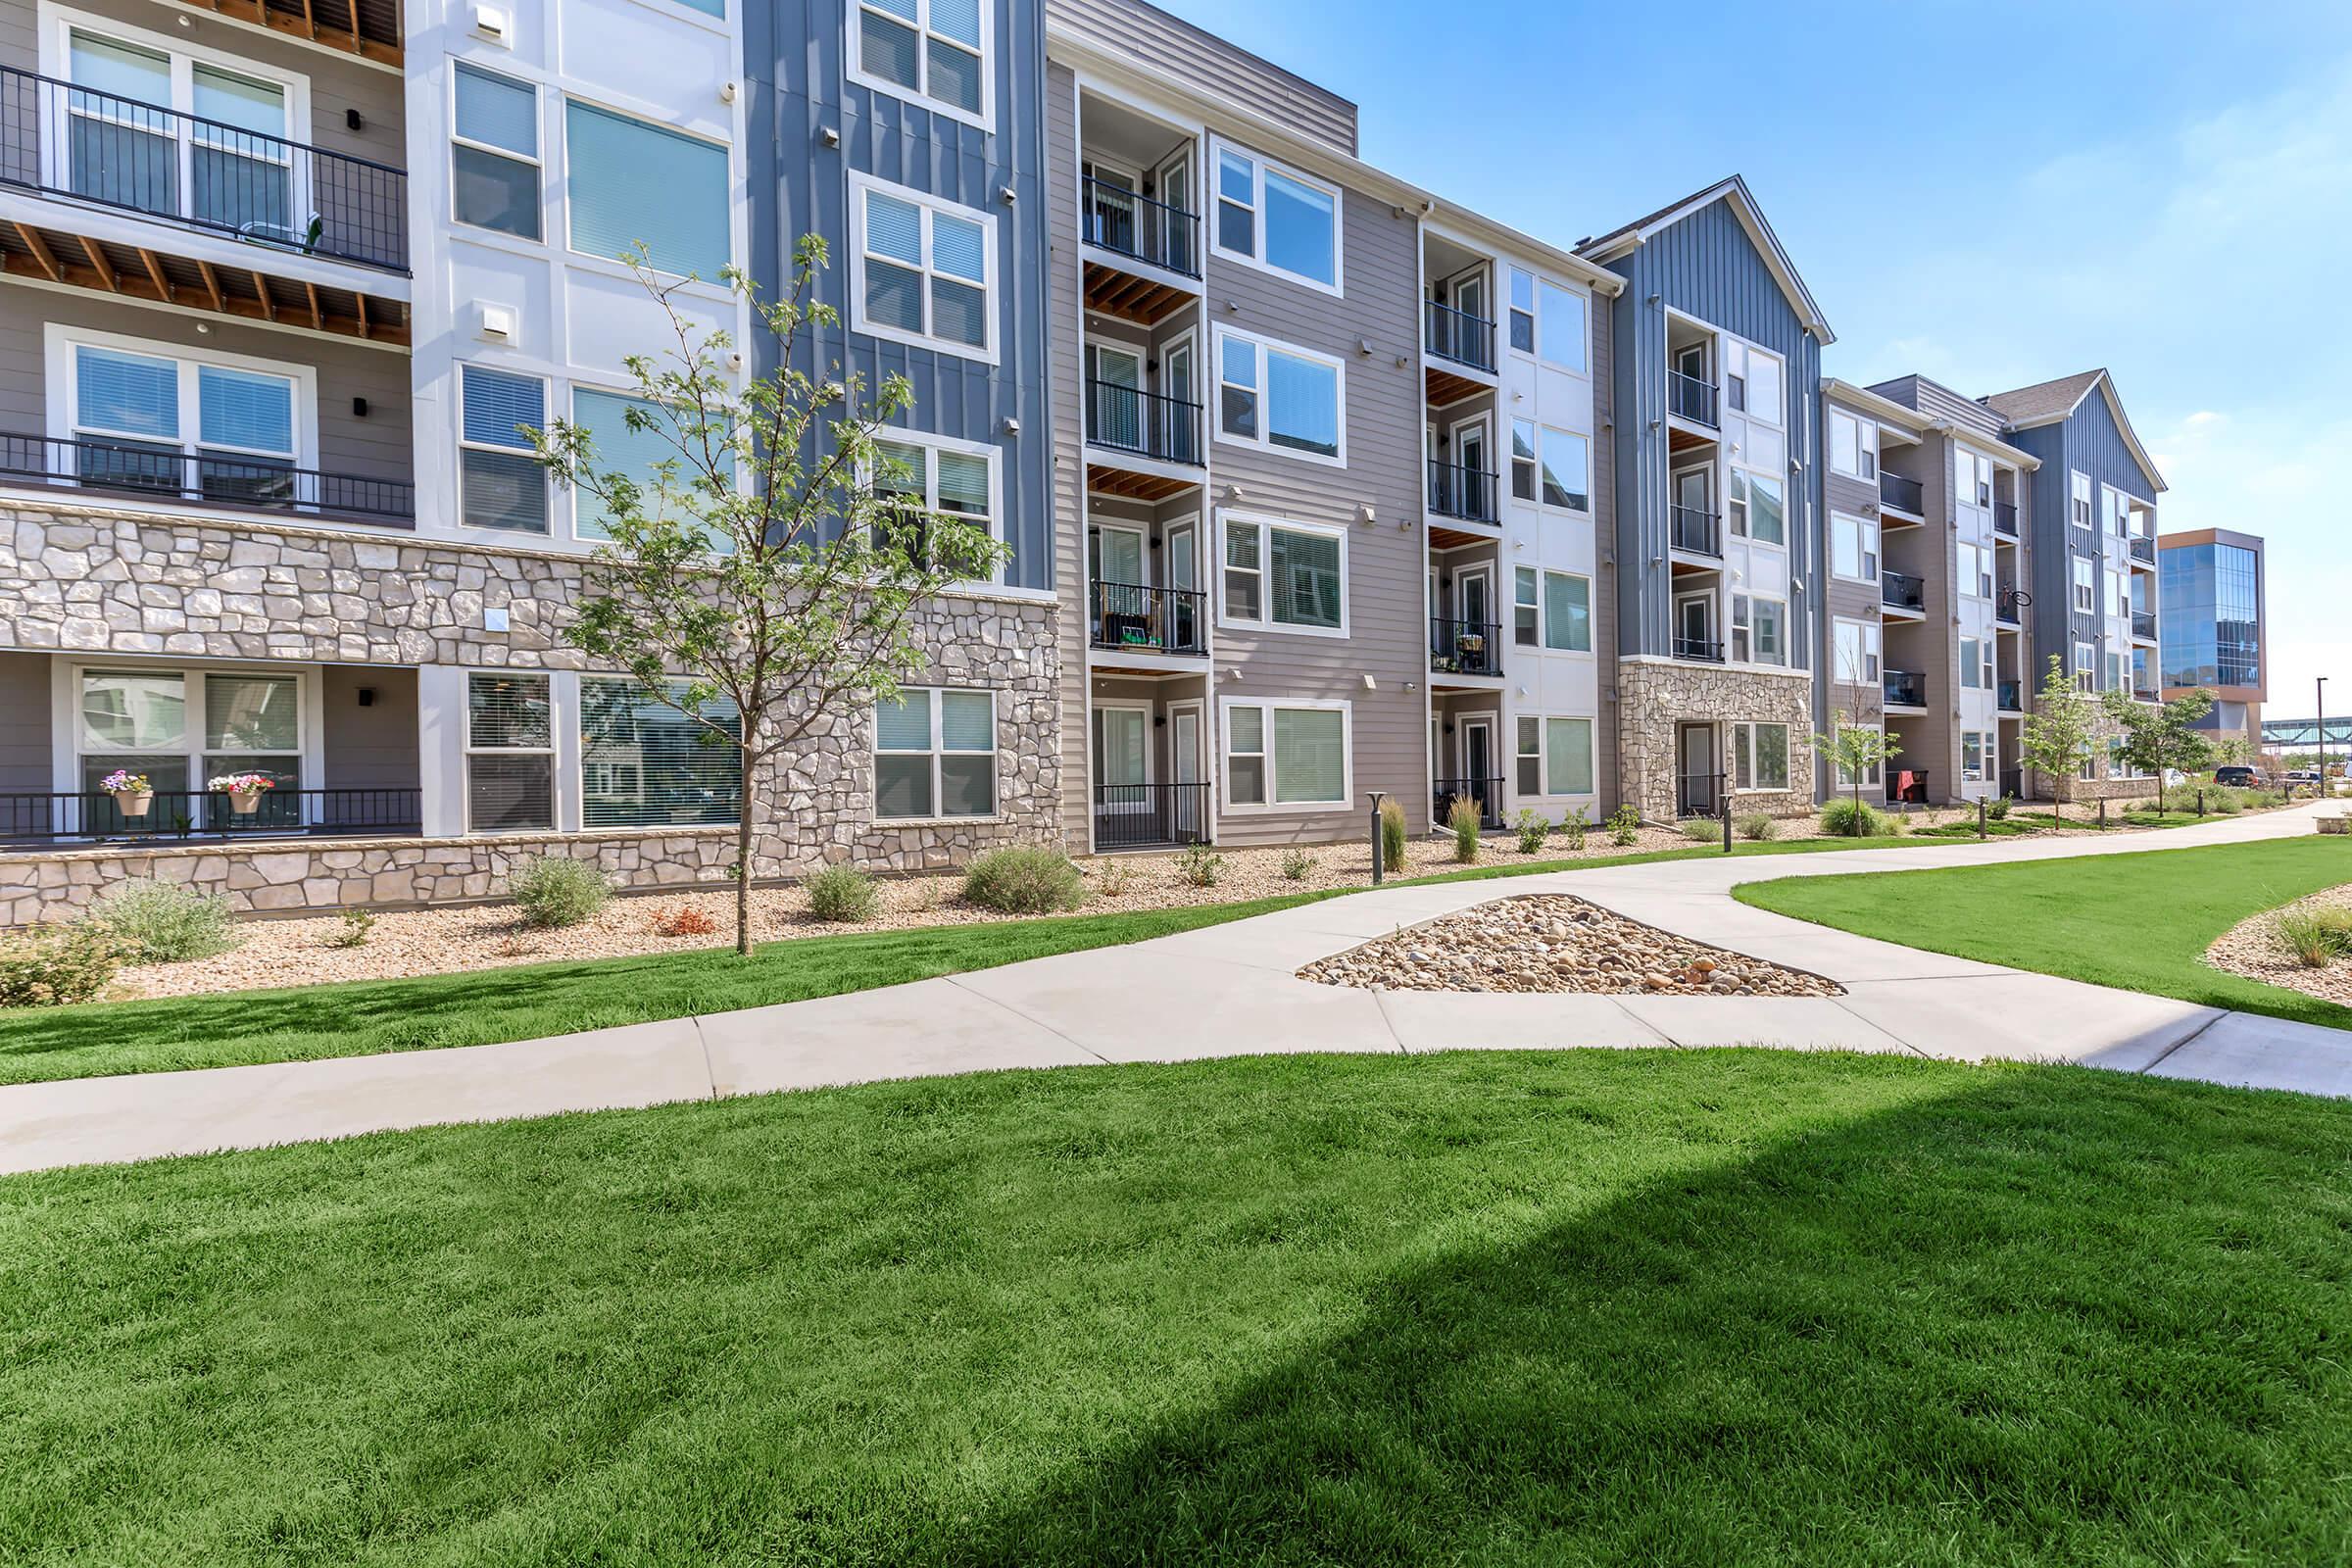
[1880,470,1926,514]
[1993,501,2019,537]
[1670,503,1721,557]
[1677,771,1724,819]
[1673,635,1724,664]
[1093,782,1209,851]
[1668,370,1718,426]
[2132,609,2158,641]
[1079,176,1200,278]
[1999,767,2025,800]
[1882,569,1925,612]
[1089,579,1207,658]
[1427,460,1498,523]
[1886,769,1932,806]
[1424,300,1496,374]
[1430,617,1502,678]
[1998,680,2023,710]
[0,67,409,272]
[0,787,422,844]
[1085,380,1203,466]
[1433,776,1503,830]
[1884,669,1928,708]
[2129,534,2156,565]
[0,430,416,526]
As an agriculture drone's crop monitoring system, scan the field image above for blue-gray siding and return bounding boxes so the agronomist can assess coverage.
[2013,387,2154,683]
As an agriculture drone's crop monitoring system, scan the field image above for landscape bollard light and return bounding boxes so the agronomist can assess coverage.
[2098,797,2107,830]
[2197,788,2205,817]
[1978,798,1987,839]
[1366,791,1388,886]
[1722,798,1733,853]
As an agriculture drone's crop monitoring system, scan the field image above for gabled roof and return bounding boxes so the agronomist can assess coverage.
[1981,368,2168,494]
[1575,174,1834,344]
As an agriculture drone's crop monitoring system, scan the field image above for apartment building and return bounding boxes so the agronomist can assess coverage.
[2159,527,2265,746]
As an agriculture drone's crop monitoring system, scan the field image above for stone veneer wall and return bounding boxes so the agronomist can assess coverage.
[1615,658,1817,822]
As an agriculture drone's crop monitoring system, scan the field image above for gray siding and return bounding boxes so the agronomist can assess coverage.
[1820,393,1883,743]
[1868,372,2002,438]
[1044,60,1090,842]
[747,0,1054,591]
[1590,288,1619,812]
[2013,420,2075,688]
[1043,0,1357,158]
[321,666,419,792]
[0,651,50,794]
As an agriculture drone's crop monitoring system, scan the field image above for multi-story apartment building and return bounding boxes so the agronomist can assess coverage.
[2159,528,2265,745]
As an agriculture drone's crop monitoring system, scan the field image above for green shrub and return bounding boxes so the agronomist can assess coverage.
[1605,805,1641,848]
[1821,798,1888,838]
[1561,807,1589,852]
[1737,811,1778,842]
[962,845,1085,915]
[1681,818,1722,845]
[90,877,239,963]
[1513,808,1550,855]
[1280,848,1315,881]
[2274,905,2352,968]
[1987,795,2013,821]
[327,907,376,949]
[507,855,612,929]
[1175,843,1225,888]
[0,921,129,1007]
[1448,797,1482,862]
[1378,797,1408,869]
[804,864,880,923]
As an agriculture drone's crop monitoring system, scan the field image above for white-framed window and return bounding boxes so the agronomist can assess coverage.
[2105,649,2127,694]
[1963,730,1988,784]
[850,0,990,128]
[564,100,730,278]
[1829,410,1878,480]
[1506,269,1536,354]
[870,430,999,575]
[1955,448,1992,510]
[1957,541,1992,601]
[72,664,308,807]
[1730,469,1786,545]
[1503,275,1588,374]
[1209,138,1339,293]
[1961,636,1984,689]
[1218,513,1345,635]
[1524,425,1590,512]
[2101,483,2128,538]
[2074,639,2097,693]
[1831,511,1879,581]
[1539,570,1591,653]
[2071,469,2093,529]
[466,670,554,831]
[1512,566,1539,646]
[1730,721,1790,791]
[452,63,540,240]
[851,174,997,364]
[1222,699,1349,809]
[1751,595,1787,666]
[460,364,548,533]
[568,386,738,553]
[2106,565,2127,618]
[1975,638,1995,689]
[57,330,311,506]
[1724,340,1784,425]
[1731,593,1750,662]
[2072,554,2095,613]
[580,676,742,827]
[1514,714,1594,797]
[1835,724,1883,789]
[1832,617,1881,684]
[875,687,997,820]
[1213,327,1344,464]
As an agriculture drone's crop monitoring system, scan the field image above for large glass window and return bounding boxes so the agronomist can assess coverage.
[466,672,553,831]
[1536,280,1588,373]
[565,102,730,277]
[1209,142,1338,289]
[75,669,302,807]
[1751,596,1787,665]
[1831,512,1879,581]
[853,0,985,122]
[453,65,540,239]
[580,677,741,827]
[1829,410,1878,479]
[1215,330,1341,461]
[1541,570,1590,652]
[871,436,995,566]
[1220,515,1342,632]
[1544,716,1593,796]
[460,366,547,533]
[875,687,996,819]
[1833,617,1881,684]
[854,178,994,360]
[64,28,293,242]
[1744,471,1786,546]
[570,388,696,544]
[1225,702,1347,807]
[1731,721,1789,791]
[71,341,298,506]
[1537,427,1590,512]
[2072,555,2095,613]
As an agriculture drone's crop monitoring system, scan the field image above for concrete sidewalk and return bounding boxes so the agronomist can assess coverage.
[4,803,2347,1174]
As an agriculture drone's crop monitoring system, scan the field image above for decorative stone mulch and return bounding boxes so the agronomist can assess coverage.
[2205,882,2352,1005]
[1298,894,1843,997]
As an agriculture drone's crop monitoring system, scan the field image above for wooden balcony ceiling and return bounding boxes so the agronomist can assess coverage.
[3,220,410,345]
[1667,422,1714,454]
[163,0,405,66]
[1087,462,1194,504]
[1426,520,1495,552]
[1424,365,1487,409]
[1083,261,1192,327]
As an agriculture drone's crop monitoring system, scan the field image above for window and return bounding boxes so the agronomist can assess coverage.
[1509,418,1538,502]
[1506,270,1536,354]
[1220,514,1344,633]
[1836,725,1884,789]
[74,667,303,806]
[1955,449,1992,510]
[565,102,729,278]
[572,388,674,542]
[2105,650,2126,694]
[1961,636,1984,689]
[1833,617,1880,684]
[875,687,996,819]
[1535,427,1590,512]
[1516,715,1593,795]
[1513,567,1539,647]
[460,365,547,532]
[1957,542,1992,601]
[1541,571,1591,653]
[1731,593,1750,663]
[2074,639,2097,693]
[851,0,987,123]
[852,176,995,362]
[1731,470,1785,545]
[1963,731,1987,784]
[1731,722,1789,791]
[1536,280,1588,373]
[580,677,741,827]
[1831,512,1879,581]
[1829,410,1878,479]
[2072,555,2095,613]
[1725,341,1783,424]
[1210,141,1338,291]
[1224,701,1348,808]
[466,672,553,831]
[871,434,996,570]
[67,338,301,506]
[2101,484,2126,538]
[1750,596,1787,666]
[452,65,540,239]
[2072,470,2093,529]
[1215,329,1343,462]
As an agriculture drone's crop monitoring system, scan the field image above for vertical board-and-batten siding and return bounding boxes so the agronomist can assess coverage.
[745,0,1053,592]
[2012,385,2155,695]
[1042,0,1357,158]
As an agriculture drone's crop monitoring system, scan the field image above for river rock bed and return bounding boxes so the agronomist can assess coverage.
[1298,894,1843,997]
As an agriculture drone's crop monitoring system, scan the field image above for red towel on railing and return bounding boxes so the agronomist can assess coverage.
[1895,770,1917,801]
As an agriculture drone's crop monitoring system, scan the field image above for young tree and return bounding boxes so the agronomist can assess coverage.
[1811,709,1899,829]
[2018,653,2100,820]
[533,240,1007,956]
[2100,687,2216,781]
[2209,731,2255,769]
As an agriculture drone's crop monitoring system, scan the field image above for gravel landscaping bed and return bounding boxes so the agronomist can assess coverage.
[1298,893,1842,997]
[2205,882,2352,1004]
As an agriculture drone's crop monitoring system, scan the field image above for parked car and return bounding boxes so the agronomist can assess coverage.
[2215,765,2267,789]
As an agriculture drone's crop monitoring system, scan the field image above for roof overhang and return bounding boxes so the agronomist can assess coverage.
[1994,370,2167,494]
[1576,175,1834,344]
[1930,420,2041,470]
[1821,377,1927,434]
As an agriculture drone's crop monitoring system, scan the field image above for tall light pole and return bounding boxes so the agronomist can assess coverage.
[2319,677,2329,795]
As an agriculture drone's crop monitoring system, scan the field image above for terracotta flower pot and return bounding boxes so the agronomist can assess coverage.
[112,790,153,818]
[229,789,265,815]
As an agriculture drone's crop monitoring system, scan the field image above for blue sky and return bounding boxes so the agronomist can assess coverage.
[1160,0,2350,720]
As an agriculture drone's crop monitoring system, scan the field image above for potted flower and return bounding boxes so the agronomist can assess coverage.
[209,771,276,815]
[100,768,154,817]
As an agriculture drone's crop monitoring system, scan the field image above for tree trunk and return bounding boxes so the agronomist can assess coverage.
[1851,770,1862,834]
[734,759,755,957]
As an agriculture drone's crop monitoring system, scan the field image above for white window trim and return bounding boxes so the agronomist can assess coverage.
[873,686,1000,824]
[55,658,322,808]
[1729,720,1793,794]
[1828,408,1878,480]
[1505,271,1592,378]
[1732,465,1788,550]
[1215,509,1348,639]
[1205,135,1343,297]
[847,171,1000,367]
[2072,555,2096,614]
[847,0,996,134]
[1210,325,1348,467]
[1535,568,1594,655]
[1830,510,1879,583]
[464,669,557,835]
[560,94,737,284]
[1532,423,1592,515]
[1834,722,1884,789]
[45,322,318,467]
[1740,593,1789,668]
[2071,469,2093,530]
[448,62,543,241]
[864,424,1005,585]
[1832,616,1881,685]
[1516,711,1597,799]
[457,361,547,533]
[1218,695,1352,813]
[2074,639,2098,692]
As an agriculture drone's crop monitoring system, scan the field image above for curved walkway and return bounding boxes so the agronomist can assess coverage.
[5,805,2348,1173]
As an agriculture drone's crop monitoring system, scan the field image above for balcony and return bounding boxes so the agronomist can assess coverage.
[1093,782,1209,852]
[1996,588,2026,626]
[1998,680,2023,712]
[2132,610,2157,642]
[1879,470,1926,515]
[1085,381,1202,469]
[1886,769,1932,806]
[1993,502,2019,538]
[1425,300,1495,375]
[2129,534,2156,566]
[1430,617,1501,679]
[0,431,415,527]
[1089,580,1207,659]
[1433,776,1503,830]
[1676,771,1723,819]
[1668,370,1718,427]
[1080,176,1200,280]
[1673,635,1724,664]
[0,787,421,846]
[1881,569,1925,614]
[2133,685,2160,704]
[1427,460,1498,525]
[1884,669,1928,709]
[1670,504,1721,557]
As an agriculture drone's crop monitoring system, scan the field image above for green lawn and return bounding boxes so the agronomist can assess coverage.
[3,1051,2347,1564]
[1740,836,2352,1030]
[0,836,1931,1087]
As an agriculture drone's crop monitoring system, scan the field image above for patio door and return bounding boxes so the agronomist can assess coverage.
[1154,149,1193,270]
[1094,706,1150,815]
[1168,700,1203,843]
[1165,517,1200,651]
[1089,344,1144,453]
[1459,716,1494,824]
[74,666,306,832]
[1678,722,1718,816]
[1160,336,1198,463]
[1677,593,1714,655]
[1088,523,1149,647]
